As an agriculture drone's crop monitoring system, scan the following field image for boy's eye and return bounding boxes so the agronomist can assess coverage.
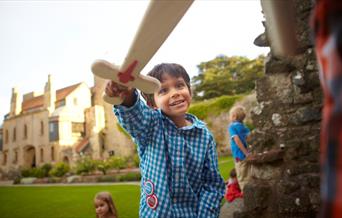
[176,82,186,88]
[158,88,168,95]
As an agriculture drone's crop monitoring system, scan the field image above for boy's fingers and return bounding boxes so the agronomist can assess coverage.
[105,80,130,97]
[105,81,119,97]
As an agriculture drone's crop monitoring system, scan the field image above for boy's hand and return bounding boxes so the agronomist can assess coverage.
[105,81,135,107]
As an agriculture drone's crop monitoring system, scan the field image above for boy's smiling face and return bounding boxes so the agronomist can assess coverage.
[154,73,191,122]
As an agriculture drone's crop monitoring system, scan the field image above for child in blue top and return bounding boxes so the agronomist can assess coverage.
[105,63,225,218]
[228,105,250,192]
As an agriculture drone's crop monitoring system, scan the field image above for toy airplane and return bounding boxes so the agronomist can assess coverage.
[92,0,194,105]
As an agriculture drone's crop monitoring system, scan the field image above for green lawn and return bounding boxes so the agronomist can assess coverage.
[218,155,235,181]
[0,156,233,218]
[0,184,140,218]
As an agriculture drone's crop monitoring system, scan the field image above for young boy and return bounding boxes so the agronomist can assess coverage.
[105,63,225,218]
[228,106,250,192]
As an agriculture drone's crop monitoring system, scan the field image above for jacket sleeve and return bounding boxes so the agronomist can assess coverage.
[198,136,225,218]
[113,90,157,156]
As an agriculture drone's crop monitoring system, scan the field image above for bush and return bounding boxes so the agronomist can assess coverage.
[75,156,96,175]
[108,156,127,170]
[132,154,140,167]
[95,159,111,175]
[31,168,46,178]
[124,154,140,168]
[20,164,53,178]
[21,169,32,178]
[48,177,63,183]
[49,162,70,177]
[118,172,141,182]
[40,163,53,177]
[13,176,21,184]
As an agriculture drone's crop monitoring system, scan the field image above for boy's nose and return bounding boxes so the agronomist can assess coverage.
[170,89,180,98]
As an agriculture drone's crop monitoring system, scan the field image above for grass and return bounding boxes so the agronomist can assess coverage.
[0,155,234,218]
[189,95,242,120]
[0,184,140,218]
[218,155,235,181]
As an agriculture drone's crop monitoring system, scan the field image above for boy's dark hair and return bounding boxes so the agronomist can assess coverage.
[142,63,191,108]
[230,168,237,178]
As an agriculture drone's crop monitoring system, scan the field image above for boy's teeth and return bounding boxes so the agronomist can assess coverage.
[171,100,183,106]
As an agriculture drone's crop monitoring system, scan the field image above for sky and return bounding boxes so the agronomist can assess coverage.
[0,0,269,123]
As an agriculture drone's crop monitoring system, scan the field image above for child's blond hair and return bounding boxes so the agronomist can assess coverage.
[229,105,246,122]
[94,191,118,218]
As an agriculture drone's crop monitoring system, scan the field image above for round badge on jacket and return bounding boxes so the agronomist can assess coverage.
[146,194,158,210]
[143,180,154,196]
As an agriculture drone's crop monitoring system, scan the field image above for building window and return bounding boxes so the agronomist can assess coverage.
[73,97,78,106]
[5,130,8,144]
[49,121,59,142]
[13,150,18,163]
[3,152,7,165]
[55,99,65,108]
[24,124,28,139]
[72,122,85,136]
[13,127,16,142]
[40,148,44,163]
[0,132,3,151]
[40,121,44,135]
[51,146,55,161]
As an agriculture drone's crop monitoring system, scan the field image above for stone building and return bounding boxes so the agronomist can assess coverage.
[0,74,135,172]
[235,0,321,217]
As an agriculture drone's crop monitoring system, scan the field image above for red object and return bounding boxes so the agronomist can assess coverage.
[311,0,342,217]
[224,178,243,202]
[118,60,138,83]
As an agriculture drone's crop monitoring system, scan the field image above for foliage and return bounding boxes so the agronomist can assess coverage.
[95,159,111,175]
[75,156,97,175]
[132,154,140,167]
[108,156,127,170]
[96,172,141,182]
[20,163,53,178]
[49,162,70,177]
[31,168,46,178]
[13,176,21,184]
[118,172,141,182]
[245,122,255,131]
[192,55,265,100]
[21,169,31,178]
[40,163,53,177]
[189,95,242,120]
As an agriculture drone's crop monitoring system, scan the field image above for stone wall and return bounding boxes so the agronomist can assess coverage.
[236,1,321,217]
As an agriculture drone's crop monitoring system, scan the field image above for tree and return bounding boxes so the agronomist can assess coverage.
[192,55,265,100]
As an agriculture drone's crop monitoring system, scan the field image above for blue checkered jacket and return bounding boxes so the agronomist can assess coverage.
[114,92,225,218]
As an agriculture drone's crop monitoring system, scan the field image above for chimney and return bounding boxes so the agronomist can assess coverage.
[93,75,107,106]
[10,87,21,117]
[44,74,56,114]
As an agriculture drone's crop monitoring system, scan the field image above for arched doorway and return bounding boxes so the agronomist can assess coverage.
[63,156,69,164]
[23,145,36,168]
